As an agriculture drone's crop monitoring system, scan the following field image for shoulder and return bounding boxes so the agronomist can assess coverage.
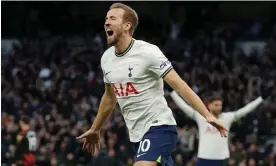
[194,112,205,122]
[134,40,164,60]
[101,46,115,64]
[221,112,235,121]
[134,40,161,53]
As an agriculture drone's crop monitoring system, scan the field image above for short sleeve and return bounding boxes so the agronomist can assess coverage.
[148,45,173,78]
[223,112,236,123]
[101,54,111,85]
[102,69,110,85]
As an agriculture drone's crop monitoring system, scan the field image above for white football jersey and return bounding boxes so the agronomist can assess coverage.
[101,39,177,142]
[195,112,234,160]
[170,91,263,160]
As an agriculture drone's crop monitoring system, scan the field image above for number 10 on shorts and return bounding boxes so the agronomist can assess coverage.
[137,139,151,154]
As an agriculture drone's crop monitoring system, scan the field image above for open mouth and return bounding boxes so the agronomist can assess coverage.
[106,29,114,36]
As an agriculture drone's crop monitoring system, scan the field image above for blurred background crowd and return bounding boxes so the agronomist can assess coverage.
[1,2,276,166]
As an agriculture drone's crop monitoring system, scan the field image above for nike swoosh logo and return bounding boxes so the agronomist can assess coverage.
[105,71,111,75]
[137,153,146,158]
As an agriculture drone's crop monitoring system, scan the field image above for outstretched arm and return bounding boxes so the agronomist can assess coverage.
[90,84,117,131]
[233,96,264,122]
[170,90,198,121]
[164,70,227,137]
[146,45,227,136]
[164,70,211,119]
[76,84,117,155]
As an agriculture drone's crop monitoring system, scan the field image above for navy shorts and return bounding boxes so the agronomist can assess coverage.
[196,158,228,166]
[132,125,178,166]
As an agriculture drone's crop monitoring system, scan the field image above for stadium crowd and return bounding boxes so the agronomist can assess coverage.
[2,2,276,166]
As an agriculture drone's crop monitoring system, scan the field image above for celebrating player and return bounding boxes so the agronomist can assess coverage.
[77,3,227,166]
[170,91,271,166]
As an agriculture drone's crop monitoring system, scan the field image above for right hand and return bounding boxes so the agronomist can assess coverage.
[76,129,100,155]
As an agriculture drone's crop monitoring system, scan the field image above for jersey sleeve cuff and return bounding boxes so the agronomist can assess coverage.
[160,66,173,78]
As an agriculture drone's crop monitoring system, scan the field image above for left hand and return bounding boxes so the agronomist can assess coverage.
[206,114,228,137]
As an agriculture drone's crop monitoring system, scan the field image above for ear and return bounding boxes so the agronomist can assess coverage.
[124,22,132,32]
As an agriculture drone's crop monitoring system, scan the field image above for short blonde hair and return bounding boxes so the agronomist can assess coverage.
[110,3,139,35]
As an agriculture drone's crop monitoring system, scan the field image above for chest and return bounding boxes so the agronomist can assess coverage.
[103,56,149,84]
[200,117,230,134]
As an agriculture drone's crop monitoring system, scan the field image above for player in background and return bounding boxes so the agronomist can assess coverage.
[77,3,227,166]
[13,116,37,166]
[170,90,272,166]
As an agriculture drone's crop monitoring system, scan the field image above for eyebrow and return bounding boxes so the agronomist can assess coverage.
[106,16,116,20]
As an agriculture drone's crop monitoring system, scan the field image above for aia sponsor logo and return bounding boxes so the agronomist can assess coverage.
[205,126,220,134]
[111,82,139,97]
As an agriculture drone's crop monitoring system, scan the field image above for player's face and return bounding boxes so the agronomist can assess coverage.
[208,100,223,115]
[104,8,125,46]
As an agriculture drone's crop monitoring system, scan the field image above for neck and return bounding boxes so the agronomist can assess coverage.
[115,35,132,54]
